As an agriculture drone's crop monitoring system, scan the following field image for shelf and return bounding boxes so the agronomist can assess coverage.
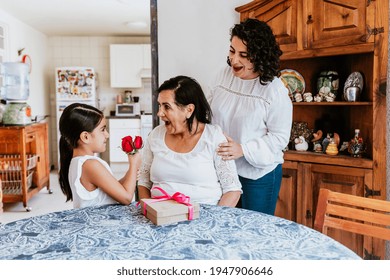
[292,102,372,106]
[284,150,373,169]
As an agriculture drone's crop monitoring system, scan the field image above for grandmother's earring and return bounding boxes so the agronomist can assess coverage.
[226,56,231,67]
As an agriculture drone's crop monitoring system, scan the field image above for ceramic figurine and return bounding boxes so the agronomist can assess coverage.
[313,142,322,153]
[348,129,365,157]
[311,130,323,153]
[322,133,332,153]
[294,93,303,102]
[326,142,339,156]
[303,92,313,102]
[339,141,349,152]
[294,135,309,151]
[290,122,313,148]
[315,70,339,102]
[312,130,323,142]
[343,72,364,102]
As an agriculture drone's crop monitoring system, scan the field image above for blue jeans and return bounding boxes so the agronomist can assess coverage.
[239,164,282,215]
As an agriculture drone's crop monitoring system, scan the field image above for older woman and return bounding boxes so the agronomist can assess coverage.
[137,75,241,207]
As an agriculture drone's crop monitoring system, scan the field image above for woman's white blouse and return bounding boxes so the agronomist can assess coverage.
[69,155,117,208]
[207,66,293,180]
[138,124,242,205]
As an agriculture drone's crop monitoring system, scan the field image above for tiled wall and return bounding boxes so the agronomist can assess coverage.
[48,36,151,168]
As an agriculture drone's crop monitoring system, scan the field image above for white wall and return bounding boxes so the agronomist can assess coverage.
[48,36,151,168]
[0,9,50,119]
[158,0,249,89]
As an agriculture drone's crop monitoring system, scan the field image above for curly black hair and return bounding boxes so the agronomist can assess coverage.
[230,18,282,85]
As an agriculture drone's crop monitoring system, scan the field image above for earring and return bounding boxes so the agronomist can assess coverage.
[226,56,231,67]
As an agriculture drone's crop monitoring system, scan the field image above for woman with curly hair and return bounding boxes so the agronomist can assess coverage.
[207,18,292,215]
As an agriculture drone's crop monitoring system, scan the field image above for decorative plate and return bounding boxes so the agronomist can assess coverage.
[344,72,364,93]
[280,69,305,96]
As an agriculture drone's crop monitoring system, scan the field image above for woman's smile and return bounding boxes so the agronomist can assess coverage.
[232,65,244,73]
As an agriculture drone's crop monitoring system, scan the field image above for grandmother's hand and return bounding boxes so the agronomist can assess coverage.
[217,135,243,160]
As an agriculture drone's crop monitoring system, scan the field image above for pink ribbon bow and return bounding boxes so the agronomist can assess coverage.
[142,186,194,220]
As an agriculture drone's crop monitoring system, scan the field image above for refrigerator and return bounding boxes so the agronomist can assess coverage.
[55,67,97,168]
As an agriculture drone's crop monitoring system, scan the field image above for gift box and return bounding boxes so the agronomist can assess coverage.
[140,198,200,226]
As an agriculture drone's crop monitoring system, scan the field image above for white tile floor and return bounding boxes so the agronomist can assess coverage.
[0,170,73,224]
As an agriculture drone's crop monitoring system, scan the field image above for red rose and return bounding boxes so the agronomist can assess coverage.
[121,136,134,154]
[133,136,143,149]
[120,135,144,155]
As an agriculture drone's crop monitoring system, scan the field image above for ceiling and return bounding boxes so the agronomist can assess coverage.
[0,0,150,36]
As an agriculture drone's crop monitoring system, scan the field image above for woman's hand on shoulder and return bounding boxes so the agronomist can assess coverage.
[217,134,243,160]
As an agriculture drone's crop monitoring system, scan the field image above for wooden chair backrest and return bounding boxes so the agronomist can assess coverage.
[314,188,390,241]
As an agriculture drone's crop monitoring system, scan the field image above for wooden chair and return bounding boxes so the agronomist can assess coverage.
[314,188,390,241]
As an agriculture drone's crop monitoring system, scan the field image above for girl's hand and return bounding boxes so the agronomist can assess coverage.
[128,152,141,169]
[217,135,243,160]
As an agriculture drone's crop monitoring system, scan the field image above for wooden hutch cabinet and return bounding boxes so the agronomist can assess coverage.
[236,0,388,259]
[0,122,51,211]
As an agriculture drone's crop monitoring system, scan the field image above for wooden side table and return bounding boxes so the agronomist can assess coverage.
[0,122,50,211]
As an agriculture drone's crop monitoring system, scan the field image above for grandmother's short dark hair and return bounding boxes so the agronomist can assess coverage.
[158,75,212,132]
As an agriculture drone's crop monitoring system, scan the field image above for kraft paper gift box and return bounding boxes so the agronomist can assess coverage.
[140,198,200,226]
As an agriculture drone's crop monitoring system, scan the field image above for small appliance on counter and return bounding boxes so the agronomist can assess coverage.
[0,62,32,125]
[115,90,141,117]
[115,102,140,117]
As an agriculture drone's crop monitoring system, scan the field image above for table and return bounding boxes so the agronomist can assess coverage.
[0,203,361,260]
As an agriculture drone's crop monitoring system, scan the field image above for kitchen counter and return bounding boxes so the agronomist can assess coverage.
[106,115,140,119]
[106,112,152,120]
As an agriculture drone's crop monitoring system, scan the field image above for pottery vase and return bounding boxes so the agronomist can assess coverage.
[316,71,339,102]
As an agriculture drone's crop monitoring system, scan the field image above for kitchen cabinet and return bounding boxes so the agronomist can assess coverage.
[108,118,141,163]
[110,44,151,88]
[277,160,376,259]
[0,122,50,211]
[236,0,387,259]
[236,0,376,57]
[236,0,300,53]
[276,159,377,258]
[140,44,152,78]
[142,44,151,69]
[307,0,373,50]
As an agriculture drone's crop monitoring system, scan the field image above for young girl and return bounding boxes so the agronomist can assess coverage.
[58,103,141,208]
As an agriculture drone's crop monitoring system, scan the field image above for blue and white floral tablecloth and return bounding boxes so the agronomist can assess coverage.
[0,203,361,260]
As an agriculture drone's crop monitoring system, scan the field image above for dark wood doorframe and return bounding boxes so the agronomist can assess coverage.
[150,0,159,128]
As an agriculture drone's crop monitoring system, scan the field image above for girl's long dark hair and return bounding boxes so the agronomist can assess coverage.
[58,103,103,201]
